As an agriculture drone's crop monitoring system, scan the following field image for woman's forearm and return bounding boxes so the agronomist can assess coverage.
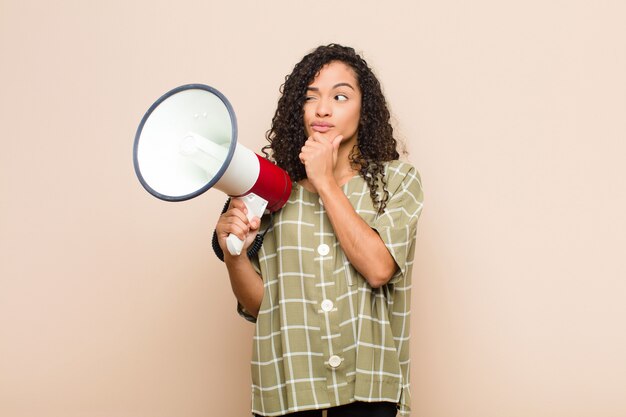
[317,182,397,288]
[224,255,264,318]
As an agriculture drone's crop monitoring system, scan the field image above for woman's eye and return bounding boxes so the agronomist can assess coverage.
[335,94,348,101]
[305,96,316,102]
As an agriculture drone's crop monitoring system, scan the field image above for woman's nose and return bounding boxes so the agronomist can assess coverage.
[315,99,332,117]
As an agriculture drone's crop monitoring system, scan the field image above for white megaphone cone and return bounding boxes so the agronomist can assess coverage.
[133,84,292,255]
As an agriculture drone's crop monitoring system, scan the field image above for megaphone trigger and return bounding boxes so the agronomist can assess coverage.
[226,193,268,256]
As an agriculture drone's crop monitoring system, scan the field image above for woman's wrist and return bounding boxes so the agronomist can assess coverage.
[224,252,252,267]
[316,178,341,202]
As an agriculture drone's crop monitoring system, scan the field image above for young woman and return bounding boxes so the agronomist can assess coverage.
[215,44,423,417]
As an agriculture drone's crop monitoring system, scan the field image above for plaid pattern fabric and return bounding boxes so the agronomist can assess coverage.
[238,161,423,416]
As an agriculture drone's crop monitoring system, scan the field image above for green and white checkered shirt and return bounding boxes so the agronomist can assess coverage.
[238,160,423,416]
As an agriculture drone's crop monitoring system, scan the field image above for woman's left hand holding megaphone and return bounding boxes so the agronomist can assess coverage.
[215,198,261,258]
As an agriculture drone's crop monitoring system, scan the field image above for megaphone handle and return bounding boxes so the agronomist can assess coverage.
[226,193,268,256]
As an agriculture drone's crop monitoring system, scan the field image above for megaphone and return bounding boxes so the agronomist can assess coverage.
[133,84,292,255]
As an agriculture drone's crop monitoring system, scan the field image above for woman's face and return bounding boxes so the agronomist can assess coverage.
[303,61,362,147]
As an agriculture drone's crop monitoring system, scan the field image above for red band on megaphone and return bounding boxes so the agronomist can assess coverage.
[248,155,293,212]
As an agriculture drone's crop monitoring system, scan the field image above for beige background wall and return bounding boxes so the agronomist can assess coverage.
[1,1,625,416]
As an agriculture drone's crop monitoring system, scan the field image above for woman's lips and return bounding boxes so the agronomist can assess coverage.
[311,123,334,133]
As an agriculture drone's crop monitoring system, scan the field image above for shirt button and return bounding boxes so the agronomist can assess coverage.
[328,355,342,368]
[317,244,330,256]
[321,299,334,312]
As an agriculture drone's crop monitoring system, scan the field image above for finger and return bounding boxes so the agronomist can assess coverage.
[218,213,248,230]
[311,132,331,143]
[229,198,249,215]
[249,217,261,230]
[299,144,316,158]
[302,140,325,153]
[299,148,318,163]
[331,134,344,150]
[302,138,318,149]
[225,207,250,224]
[222,218,249,241]
[217,214,249,240]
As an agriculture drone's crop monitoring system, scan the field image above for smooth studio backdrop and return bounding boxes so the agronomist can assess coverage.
[1,1,625,416]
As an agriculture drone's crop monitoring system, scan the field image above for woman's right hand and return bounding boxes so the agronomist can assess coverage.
[215,198,261,259]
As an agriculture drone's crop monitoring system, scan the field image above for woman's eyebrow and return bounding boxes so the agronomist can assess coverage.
[333,82,356,90]
[307,82,356,91]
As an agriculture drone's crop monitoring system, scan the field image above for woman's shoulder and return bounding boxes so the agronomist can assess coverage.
[383,160,421,187]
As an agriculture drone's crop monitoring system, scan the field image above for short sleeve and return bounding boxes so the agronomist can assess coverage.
[372,163,424,284]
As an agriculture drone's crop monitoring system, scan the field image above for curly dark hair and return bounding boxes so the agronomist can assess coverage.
[262,43,400,213]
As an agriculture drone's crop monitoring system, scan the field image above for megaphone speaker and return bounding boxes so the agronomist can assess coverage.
[133,84,292,255]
